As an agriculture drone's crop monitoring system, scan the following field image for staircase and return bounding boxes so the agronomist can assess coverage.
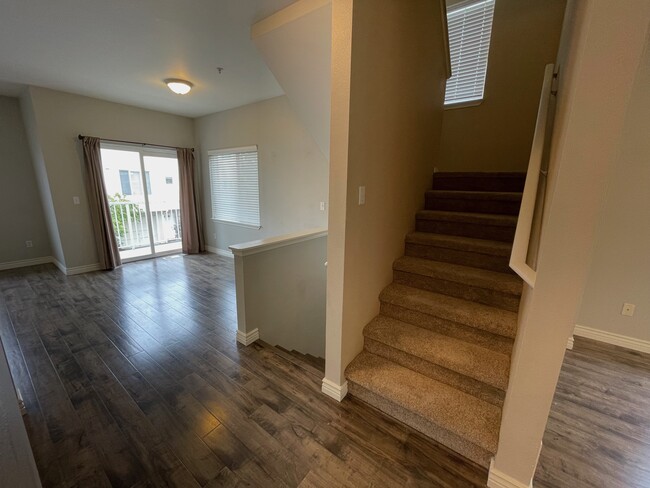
[345,172,525,468]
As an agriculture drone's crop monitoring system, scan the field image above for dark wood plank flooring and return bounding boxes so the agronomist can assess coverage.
[535,337,650,488]
[0,254,488,488]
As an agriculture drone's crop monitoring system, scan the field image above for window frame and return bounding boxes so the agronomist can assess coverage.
[444,0,496,109]
[208,145,261,230]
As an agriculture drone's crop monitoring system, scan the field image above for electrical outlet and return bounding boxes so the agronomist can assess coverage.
[622,303,636,317]
[358,186,366,205]
[319,201,326,211]
[73,196,80,205]
[25,240,33,248]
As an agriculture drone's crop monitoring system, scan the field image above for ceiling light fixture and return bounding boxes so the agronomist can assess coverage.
[165,78,193,95]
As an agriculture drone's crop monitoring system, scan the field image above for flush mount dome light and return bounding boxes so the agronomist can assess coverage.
[165,78,193,95]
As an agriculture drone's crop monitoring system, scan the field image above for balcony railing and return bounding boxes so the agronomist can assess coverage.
[109,201,182,251]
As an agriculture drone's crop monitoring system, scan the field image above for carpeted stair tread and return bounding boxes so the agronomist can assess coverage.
[394,256,522,296]
[364,315,510,390]
[345,352,501,454]
[426,190,523,201]
[425,190,523,215]
[406,232,512,256]
[417,210,518,227]
[405,232,515,273]
[379,302,514,355]
[380,283,518,338]
[432,172,526,192]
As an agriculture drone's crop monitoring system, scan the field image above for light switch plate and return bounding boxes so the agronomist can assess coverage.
[73,196,80,205]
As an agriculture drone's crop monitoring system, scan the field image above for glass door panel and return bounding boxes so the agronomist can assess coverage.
[142,154,182,255]
[100,147,154,260]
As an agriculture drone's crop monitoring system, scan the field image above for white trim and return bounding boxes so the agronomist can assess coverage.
[566,336,574,350]
[206,246,234,259]
[51,257,67,274]
[509,64,556,288]
[488,459,533,488]
[65,263,102,276]
[573,324,650,354]
[208,145,258,156]
[229,228,328,257]
[236,328,260,346]
[11,257,105,276]
[0,256,53,271]
[251,0,330,39]
[321,378,348,402]
[444,99,483,110]
[121,249,182,264]
[100,141,178,157]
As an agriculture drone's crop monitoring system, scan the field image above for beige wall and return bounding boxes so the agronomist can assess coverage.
[0,96,51,264]
[22,86,194,269]
[236,234,327,357]
[439,0,566,172]
[576,36,650,343]
[252,0,332,158]
[195,96,329,251]
[20,91,65,265]
[325,0,448,386]
[492,1,650,485]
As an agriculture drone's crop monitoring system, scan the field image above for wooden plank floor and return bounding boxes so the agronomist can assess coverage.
[0,254,488,488]
[535,337,650,488]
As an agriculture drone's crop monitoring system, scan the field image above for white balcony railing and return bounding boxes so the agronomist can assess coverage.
[109,201,182,251]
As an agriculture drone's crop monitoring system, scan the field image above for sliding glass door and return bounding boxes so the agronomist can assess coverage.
[100,144,182,262]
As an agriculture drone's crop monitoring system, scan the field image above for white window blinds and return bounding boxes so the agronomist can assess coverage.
[208,146,260,228]
[445,0,495,105]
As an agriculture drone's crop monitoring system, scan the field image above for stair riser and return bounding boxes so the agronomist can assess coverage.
[347,382,495,468]
[380,302,517,344]
[393,271,521,312]
[364,338,505,406]
[432,176,525,192]
[405,243,513,274]
[416,219,516,242]
[425,196,522,216]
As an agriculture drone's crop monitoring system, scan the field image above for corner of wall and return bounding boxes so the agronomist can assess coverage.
[18,88,66,267]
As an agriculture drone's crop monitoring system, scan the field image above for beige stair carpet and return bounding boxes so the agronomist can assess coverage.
[345,172,525,468]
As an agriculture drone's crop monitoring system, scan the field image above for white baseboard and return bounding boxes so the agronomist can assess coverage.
[321,378,348,402]
[65,263,102,275]
[206,245,234,259]
[236,328,260,346]
[0,255,103,276]
[573,324,650,354]
[488,460,533,488]
[566,336,574,350]
[0,256,53,271]
[51,258,66,274]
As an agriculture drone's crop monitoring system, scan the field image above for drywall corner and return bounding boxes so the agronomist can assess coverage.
[19,88,65,267]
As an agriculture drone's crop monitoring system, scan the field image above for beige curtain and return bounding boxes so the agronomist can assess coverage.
[81,137,122,270]
[177,148,205,254]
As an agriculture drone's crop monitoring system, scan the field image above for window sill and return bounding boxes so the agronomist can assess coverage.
[444,99,483,110]
[212,219,261,230]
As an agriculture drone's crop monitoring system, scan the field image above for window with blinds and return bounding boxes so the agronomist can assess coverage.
[208,146,261,228]
[445,0,495,106]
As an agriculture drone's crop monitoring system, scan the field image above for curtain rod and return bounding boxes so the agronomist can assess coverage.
[77,134,193,152]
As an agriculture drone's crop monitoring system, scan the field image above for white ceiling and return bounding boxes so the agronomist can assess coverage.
[0,0,298,117]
